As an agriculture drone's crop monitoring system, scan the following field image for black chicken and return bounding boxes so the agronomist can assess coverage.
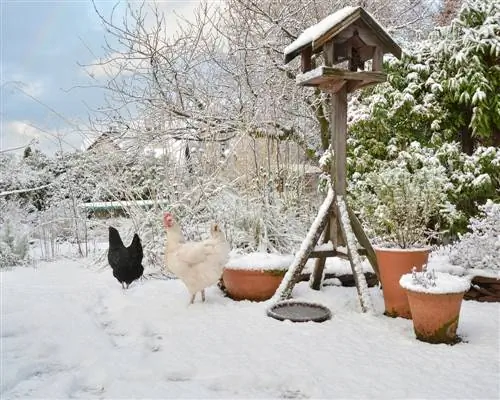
[107,226,144,289]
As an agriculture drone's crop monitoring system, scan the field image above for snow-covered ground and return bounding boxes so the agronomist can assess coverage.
[2,259,499,399]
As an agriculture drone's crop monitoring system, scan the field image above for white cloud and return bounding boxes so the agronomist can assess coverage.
[1,120,84,155]
[3,75,45,98]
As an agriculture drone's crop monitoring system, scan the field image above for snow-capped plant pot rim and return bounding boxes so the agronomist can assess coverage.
[400,272,471,295]
[225,252,293,271]
[373,246,432,253]
[267,300,332,323]
[222,267,286,301]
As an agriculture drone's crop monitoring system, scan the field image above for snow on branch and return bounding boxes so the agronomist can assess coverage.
[0,184,53,198]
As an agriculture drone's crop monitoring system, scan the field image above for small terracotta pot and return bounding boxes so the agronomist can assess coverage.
[404,289,466,344]
[375,247,430,319]
[223,268,286,301]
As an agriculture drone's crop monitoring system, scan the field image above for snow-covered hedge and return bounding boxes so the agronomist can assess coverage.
[449,200,500,271]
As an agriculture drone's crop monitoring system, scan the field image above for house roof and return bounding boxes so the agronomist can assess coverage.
[284,6,402,64]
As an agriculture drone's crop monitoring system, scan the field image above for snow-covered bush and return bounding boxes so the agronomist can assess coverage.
[0,222,29,268]
[0,200,32,267]
[350,142,456,248]
[449,200,500,271]
[435,143,500,233]
[410,265,437,289]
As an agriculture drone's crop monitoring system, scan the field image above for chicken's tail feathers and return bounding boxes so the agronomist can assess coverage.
[109,226,124,248]
[210,223,227,240]
[129,233,144,259]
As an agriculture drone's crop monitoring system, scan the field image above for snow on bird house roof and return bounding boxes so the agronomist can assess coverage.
[284,6,402,64]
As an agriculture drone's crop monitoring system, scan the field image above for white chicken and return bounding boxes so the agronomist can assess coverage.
[163,212,230,304]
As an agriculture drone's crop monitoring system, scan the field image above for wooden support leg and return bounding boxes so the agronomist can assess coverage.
[272,187,335,302]
[347,205,380,281]
[310,220,331,290]
[337,196,374,313]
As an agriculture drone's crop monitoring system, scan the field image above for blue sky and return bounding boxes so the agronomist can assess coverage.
[0,0,198,155]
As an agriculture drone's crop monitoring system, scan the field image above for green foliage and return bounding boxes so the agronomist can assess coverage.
[346,0,500,242]
[350,0,499,149]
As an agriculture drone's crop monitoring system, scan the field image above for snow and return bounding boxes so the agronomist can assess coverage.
[313,242,333,251]
[284,7,359,56]
[226,252,294,271]
[372,246,432,252]
[295,66,324,84]
[2,258,499,399]
[400,271,472,294]
[79,200,170,210]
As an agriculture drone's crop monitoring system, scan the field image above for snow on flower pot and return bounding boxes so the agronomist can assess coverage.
[222,253,293,302]
[400,266,471,344]
[375,247,430,319]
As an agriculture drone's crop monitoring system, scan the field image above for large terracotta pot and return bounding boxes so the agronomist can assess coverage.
[222,268,286,301]
[375,247,430,318]
[404,289,466,344]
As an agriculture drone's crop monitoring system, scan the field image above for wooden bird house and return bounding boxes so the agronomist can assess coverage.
[272,7,402,313]
[284,6,401,92]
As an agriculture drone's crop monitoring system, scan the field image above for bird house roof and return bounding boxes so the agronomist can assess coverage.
[284,6,402,64]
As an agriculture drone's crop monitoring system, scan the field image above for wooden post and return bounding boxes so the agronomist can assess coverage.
[301,47,313,72]
[323,41,335,66]
[331,82,347,248]
[309,219,331,290]
[333,84,347,195]
[372,46,383,71]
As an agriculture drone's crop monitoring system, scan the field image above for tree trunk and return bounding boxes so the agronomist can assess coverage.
[460,125,474,155]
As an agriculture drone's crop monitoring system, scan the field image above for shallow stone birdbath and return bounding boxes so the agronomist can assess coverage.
[267,300,332,323]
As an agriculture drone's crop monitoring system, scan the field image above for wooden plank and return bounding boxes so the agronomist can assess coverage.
[272,187,335,301]
[347,204,380,280]
[301,46,313,72]
[308,248,367,258]
[309,249,337,258]
[296,66,386,87]
[359,9,402,59]
[312,9,361,50]
[347,79,385,93]
[336,196,374,313]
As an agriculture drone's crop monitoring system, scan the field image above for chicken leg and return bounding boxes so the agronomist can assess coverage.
[201,289,206,302]
[190,293,196,304]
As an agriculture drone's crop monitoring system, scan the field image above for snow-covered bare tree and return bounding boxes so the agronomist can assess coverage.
[85,0,439,163]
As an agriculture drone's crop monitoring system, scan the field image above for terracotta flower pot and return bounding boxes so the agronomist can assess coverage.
[400,271,470,344]
[223,268,286,301]
[404,289,466,344]
[375,247,430,318]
